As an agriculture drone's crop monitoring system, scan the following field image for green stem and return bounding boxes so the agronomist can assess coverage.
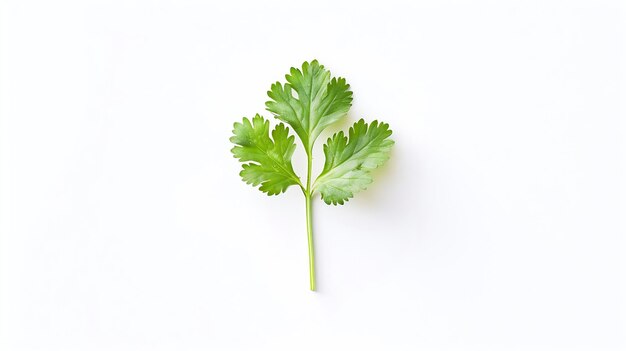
[305,149,316,291]
[305,192,315,291]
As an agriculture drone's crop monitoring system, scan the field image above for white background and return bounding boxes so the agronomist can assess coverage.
[1,0,625,350]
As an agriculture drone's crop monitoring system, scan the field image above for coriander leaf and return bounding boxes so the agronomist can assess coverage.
[230,60,395,290]
[230,114,302,195]
[313,119,394,205]
[265,60,353,150]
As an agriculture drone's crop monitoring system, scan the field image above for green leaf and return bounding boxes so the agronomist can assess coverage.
[265,60,353,150]
[230,114,302,195]
[314,119,394,205]
[230,60,395,290]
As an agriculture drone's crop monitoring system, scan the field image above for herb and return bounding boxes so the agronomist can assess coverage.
[230,60,394,291]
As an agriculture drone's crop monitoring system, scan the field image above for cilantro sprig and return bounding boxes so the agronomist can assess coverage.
[230,60,394,291]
